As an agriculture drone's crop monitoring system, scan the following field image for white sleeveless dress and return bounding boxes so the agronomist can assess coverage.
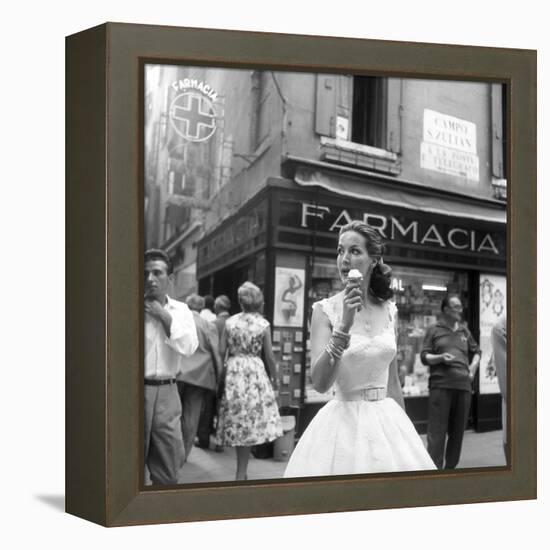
[284,292,436,477]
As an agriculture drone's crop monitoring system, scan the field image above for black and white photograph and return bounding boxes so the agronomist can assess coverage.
[143,63,508,486]
[6,0,545,545]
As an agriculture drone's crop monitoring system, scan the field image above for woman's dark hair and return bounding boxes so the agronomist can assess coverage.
[339,221,394,302]
[441,293,461,312]
[203,294,215,310]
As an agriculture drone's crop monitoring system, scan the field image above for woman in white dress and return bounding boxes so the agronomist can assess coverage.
[284,221,435,477]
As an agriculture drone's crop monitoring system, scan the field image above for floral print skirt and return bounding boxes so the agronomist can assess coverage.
[216,355,282,447]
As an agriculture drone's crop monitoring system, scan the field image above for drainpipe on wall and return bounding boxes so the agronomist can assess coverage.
[397,78,404,156]
[270,71,288,157]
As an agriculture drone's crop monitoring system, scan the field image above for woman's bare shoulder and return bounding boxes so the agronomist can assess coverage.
[312,291,344,327]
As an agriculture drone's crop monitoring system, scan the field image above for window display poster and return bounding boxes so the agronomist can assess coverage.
[478,274,506,394]
[274,267,305,327]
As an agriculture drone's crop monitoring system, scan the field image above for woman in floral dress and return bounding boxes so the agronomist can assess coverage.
[216,282,282,480]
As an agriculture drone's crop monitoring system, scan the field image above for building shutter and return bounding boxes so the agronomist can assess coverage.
[315,74,337,137]
[491,83,504,179]
[386,78,402,153]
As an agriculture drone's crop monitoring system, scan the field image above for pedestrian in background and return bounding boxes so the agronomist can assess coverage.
[197,294,232,452]
[216,282,282,480]
[421,294,481,469]
[213,294,231,339]
[200,294,217,323]
[177,294,222,461]
[144,249,198,485]
[491,314,507,458]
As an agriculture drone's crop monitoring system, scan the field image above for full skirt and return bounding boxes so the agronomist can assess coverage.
[216,355,282,447]
[284,397,436,477]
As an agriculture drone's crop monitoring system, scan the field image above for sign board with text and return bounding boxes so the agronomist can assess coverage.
[278,199,505,259]
[421,109,480,182]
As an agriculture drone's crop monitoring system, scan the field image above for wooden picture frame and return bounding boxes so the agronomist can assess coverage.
[66,22,536,527]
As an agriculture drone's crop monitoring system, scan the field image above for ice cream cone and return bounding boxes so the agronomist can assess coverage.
[346,268,363,311]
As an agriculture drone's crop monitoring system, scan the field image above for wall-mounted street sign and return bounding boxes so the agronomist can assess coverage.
[421,109,480,182]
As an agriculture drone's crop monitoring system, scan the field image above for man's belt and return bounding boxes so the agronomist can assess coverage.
[144,378,177,386]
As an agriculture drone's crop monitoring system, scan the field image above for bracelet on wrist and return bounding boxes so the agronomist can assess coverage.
[327,342,343,358]
[325,335,349,367]
[325,344,340,367]
[332,328,351,346]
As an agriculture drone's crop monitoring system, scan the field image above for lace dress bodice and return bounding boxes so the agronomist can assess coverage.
[313,292,397,393]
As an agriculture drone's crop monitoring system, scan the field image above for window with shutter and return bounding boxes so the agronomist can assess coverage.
[351,76,387,148]
[316,74,399,174]
[315,74,337,137]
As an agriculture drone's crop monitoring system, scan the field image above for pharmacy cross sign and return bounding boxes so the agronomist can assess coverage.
[169,91,217,142]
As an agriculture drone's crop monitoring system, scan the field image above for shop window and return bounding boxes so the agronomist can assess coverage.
[304,258,471,403]
[304,257,345,404]
[392,266,469,397]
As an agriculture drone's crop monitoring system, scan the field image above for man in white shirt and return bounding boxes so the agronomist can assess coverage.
[144,249,198,485]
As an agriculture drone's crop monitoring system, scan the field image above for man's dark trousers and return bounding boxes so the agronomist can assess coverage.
[427,388,471,469]
[178,381,209,460]
[197,390,217,447]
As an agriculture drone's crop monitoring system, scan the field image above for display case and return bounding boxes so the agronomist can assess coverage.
[392,266,469,397]
[304,257,344,403]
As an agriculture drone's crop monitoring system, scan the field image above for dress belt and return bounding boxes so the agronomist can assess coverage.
[144,378,177,386]
[335,386,387,402]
